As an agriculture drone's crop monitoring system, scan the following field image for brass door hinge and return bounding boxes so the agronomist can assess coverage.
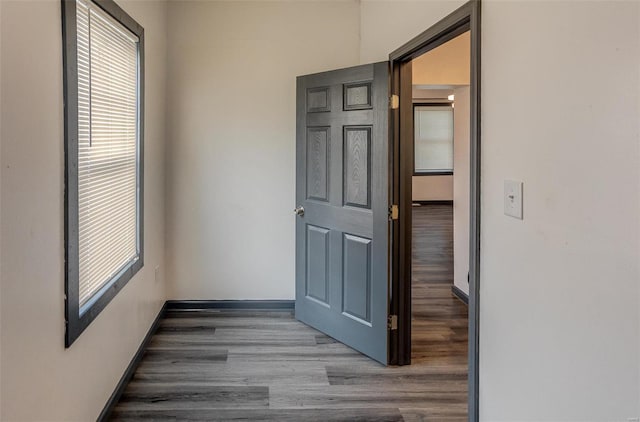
[387,314,398,330]
[389,204,399,221]
[390,94,399,110]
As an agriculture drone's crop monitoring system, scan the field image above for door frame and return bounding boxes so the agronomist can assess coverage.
[388,0,481,420]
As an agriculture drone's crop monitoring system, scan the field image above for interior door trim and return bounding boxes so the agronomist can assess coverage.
[388,1,481,421]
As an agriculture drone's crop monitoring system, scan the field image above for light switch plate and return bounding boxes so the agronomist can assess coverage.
[504,180,523,219]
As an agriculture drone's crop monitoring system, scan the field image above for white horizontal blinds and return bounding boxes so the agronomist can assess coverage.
[76,0,140,309]
[414,106,454,172]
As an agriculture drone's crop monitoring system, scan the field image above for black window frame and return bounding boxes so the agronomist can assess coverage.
[62,0,145,347]
[412,102,454,176]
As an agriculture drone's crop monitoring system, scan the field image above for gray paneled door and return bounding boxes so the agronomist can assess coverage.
[295,62,389,364]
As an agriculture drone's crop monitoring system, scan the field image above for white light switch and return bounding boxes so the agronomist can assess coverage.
[504,180,523,219]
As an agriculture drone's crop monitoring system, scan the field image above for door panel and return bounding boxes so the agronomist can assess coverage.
[306,127,330,202]
[305,225,330,305]
[342,233,372,324]
[295,62,389,364]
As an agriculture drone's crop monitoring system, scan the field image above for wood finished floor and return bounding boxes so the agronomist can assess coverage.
[111,204,468,421]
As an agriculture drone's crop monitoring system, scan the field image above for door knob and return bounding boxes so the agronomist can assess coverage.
[294,206,305,216]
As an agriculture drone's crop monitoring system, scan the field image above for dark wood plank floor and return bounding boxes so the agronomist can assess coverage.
[111,204,468,421]
[411,204,468,367]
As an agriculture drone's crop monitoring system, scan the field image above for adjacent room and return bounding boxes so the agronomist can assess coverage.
[410,29,470,375]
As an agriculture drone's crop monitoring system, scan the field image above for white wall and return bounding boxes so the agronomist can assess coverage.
[637,3,640,411]
[453,86,470,295]
[412,175,453,201]
[479,0,640,419]
[359,0,466,64]
[0,1,3,416]
[165,0,360,299]
[0,0,168,420]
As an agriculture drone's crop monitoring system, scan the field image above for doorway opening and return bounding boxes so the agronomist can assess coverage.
[411,29,470,361]
[411,29,471,416]
[389,1,481,420]
[411,31,471,354]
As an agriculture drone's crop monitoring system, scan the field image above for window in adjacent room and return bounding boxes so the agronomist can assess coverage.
[414,104,454,174]
[62,0,144,347]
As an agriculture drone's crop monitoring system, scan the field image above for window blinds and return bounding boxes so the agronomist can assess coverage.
[76,0,140,309]
[414,106,454,172]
